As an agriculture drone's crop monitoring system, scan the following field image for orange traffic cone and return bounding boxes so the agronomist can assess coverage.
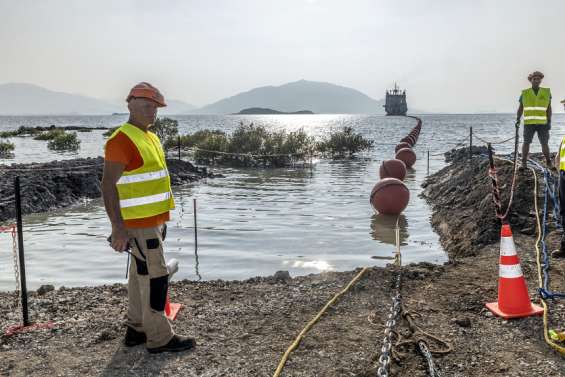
[165,292,182,321]
[164,259,182,321]
[485,224,543,319]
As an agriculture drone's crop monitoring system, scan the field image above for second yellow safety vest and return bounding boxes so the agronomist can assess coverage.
[522,87,551,125]
[560,137,565,171]
[107,123,175,220]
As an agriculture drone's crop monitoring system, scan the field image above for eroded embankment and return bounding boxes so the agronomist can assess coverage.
[422,147,558,258]
[0,157,215,223]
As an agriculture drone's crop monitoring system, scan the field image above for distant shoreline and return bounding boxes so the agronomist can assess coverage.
[233,107,315,115]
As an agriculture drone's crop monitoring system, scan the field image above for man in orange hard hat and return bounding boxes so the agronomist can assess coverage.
[516,71,552,169]
[102,82,196,353]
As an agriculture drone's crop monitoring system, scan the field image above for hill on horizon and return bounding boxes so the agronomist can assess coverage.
[0,83,196,115]
[193,80,385,114]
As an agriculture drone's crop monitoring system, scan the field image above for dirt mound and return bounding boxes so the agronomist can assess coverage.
[422,148,555,258]
[0,158,214,222]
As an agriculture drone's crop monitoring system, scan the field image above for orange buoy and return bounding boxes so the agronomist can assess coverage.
[396,147,417,168]
[379,159,407,181]
[395,142,412,153]
[370,178,410,215]
[400,136,415,146]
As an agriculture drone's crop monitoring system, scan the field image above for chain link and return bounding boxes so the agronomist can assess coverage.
[418,341,442,377]
[10,226,21,318]
[376,270,402,377]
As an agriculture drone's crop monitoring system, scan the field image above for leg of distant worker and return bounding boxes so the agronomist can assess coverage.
[554,171,565,258]
[522,142,530,168]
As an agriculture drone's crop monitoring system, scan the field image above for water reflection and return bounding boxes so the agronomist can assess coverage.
[370,213,409,246]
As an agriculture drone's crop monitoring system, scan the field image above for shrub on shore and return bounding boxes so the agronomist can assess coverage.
[0,140,15,157]
[317,126,374,158]
[177,123,317,167]
[0,126,41,138]
[33,128,66,141]
[47,132,81,152]
[152,118,179,151]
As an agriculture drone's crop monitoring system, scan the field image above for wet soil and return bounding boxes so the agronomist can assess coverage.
[1,148,564,376]
[0,158,215,223]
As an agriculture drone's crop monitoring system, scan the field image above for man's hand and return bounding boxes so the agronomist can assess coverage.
[111,225,130,252]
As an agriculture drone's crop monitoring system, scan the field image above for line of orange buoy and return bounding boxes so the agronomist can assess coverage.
[370,116,421,215]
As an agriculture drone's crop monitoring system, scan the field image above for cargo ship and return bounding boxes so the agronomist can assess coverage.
[383,83,408,116]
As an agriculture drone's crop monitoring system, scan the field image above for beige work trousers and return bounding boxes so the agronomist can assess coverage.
[125,225,174,348]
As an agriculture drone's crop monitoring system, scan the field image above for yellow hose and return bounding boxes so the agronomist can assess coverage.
[529,166,565,355]
[272,266,370,377]
[272,220,402,376]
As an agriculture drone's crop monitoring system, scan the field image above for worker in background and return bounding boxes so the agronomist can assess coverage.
[516,71,552,169]
[102,82,196,353]
[554,138,565,258]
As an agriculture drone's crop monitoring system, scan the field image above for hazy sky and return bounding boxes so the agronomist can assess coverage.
[1,0,564,113]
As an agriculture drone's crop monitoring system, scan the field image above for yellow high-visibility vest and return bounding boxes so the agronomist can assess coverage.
[560,137,565,171]
[107,123,174,220]
[522,87,551,125]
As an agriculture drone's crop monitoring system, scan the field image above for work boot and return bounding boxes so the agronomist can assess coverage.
[545,160,556,171]
[124,326,147,347]
[519,164,528,173]
[147,335,196,354]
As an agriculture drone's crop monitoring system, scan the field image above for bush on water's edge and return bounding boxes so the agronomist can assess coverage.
[166,122,372,167]
[47,132,81,152]
[33,128,66,141]
[0,140,15,158]
[102,118,373,166]
[0,126,42,138]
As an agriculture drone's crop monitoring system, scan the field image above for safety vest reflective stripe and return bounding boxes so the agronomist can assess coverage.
[117,169,168,185]
[524,107,548,111]
[120,191,171,208]
[522,87,550,125]
[560,136,565,171]
[499,264,523,278]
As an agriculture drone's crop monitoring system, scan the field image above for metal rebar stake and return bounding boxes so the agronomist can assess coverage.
[193,198,198,251]
[14,176,29,326]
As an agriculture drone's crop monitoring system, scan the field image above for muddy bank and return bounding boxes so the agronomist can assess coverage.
[422,148,557,258]
[0,158,216,223]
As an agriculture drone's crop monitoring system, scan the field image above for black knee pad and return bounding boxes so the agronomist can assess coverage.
[149,275,169,311]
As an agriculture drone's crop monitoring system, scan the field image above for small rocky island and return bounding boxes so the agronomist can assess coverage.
[235,107,314,115]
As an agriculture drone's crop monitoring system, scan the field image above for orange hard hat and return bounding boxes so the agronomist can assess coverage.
[126,82,166,107]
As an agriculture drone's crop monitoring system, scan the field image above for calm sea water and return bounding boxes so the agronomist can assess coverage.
[0,114,563,290]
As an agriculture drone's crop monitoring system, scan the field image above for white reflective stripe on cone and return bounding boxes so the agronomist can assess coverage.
[500,237,517,256]
[117,169,168,185]
[120,191,171,208]
[499,264,523,278]
[524,107,548,111]
[524,116,547,120]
